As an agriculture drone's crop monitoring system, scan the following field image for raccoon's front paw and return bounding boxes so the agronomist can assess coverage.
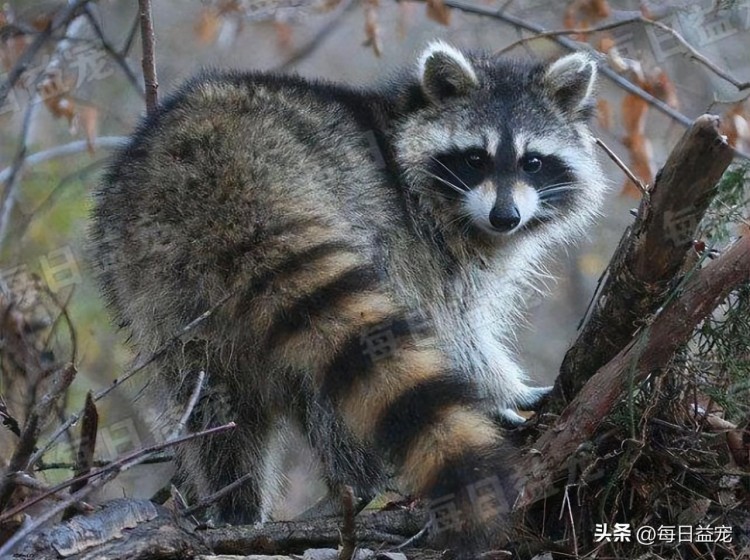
[495,408,528,427]
[517,385,553,411]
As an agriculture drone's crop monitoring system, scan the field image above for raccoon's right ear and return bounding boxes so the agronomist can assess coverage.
[418,41,479,104]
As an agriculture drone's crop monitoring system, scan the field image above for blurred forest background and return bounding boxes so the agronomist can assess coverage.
[1,0,749,524]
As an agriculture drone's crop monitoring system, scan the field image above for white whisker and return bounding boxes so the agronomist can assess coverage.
[429,156,471,191]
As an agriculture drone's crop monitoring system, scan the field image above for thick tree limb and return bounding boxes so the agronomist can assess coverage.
[520,234,750,507]
[9,500,429,560]
[551,114,735,408]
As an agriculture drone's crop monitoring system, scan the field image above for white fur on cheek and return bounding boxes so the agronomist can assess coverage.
[512,183,539,229]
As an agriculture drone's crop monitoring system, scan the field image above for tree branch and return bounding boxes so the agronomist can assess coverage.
[0,0,91,109]
[0,364,77,512]
[551,115,735,407]
[137,0,158,113]
[520,234,750,506]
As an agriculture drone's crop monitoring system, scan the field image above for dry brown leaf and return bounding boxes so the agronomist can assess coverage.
[320,0,344,12]
[563,3,577,30]
[195,8,222,46]
[597,35,615,54]
[39,72,76,124]
[596,98,612,131]
[273,20,294,51]
[0,33,29,72]
[621,132,653,198]
[645,68,679,109]
[589,0,611,19]
[620,93,653,198]
[721,102,750,150]
[397,1,417,41]
[364,0,382,57]
[44,94,76,123]
[426,0,451,26]
[621,92,648,137]
[80,105,99,155]
[564,0,610,40]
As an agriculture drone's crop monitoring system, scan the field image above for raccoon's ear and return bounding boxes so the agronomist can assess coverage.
[543,52,598,119]
[418,41,479,104]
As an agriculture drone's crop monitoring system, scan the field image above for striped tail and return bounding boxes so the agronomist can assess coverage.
[250,230,520,551]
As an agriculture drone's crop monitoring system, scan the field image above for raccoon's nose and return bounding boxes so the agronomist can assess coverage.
[489,205,521,231]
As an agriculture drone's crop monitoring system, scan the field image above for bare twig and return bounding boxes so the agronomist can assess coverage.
[0,397,22,439]
[494,15,645,56]
[0,98,40,251]
[0,5,92,250]
[82,5,145,98]
[11,472,93,513]
[416,0,693,128]
[0,364,77,511]
[0,136,126,185]
[0,422,235,558]
[642,16,750,92]
[496,14,750,93]
[181,471,256,517]
[122,13,141,57]
[28,291,237,469]
[138,0,158,113]
[169,370,205,440]
[37,454,174,471]
[339,486,357,560]
[0,139,116,187]
[0,422,236,529]
[594,137,649,196]
[0,0,91,109]
[8,159,105,243]
[275,0,357,70]
[42,284,78,364]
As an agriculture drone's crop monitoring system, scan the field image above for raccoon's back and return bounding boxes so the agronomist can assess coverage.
[89,72,390,354]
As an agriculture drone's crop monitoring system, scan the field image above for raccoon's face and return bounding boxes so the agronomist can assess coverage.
[394,42,605,241]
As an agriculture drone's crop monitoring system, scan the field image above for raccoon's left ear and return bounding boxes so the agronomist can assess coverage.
[418,41,479,104]
[543,52,598,119]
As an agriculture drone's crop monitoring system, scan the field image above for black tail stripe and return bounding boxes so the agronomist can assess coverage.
[373,376,479,466]
[427,443,518,513]
[263,265,380,347]
[319,316,415,403]
[239,240,356,304]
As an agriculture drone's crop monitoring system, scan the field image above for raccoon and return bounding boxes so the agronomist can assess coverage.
[89,41,606,553]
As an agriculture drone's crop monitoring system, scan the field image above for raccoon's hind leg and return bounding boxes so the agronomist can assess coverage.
[163,353,277,525]
[290,379,382,520]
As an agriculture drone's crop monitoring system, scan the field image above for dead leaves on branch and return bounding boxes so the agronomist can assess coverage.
[0,5,101,153]
[194,0,452,58]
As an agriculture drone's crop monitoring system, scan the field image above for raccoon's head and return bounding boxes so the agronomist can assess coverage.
[394,41,606,245]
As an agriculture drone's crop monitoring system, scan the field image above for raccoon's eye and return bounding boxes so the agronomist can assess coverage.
[521,155,543,174]
[465,150,490,170]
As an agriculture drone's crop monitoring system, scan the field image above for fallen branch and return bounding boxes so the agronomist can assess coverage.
[552,114,735,406]
[520,234,750,506]
[0,422,236,526]
[7,499,430,560]
[28,290,237,469]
